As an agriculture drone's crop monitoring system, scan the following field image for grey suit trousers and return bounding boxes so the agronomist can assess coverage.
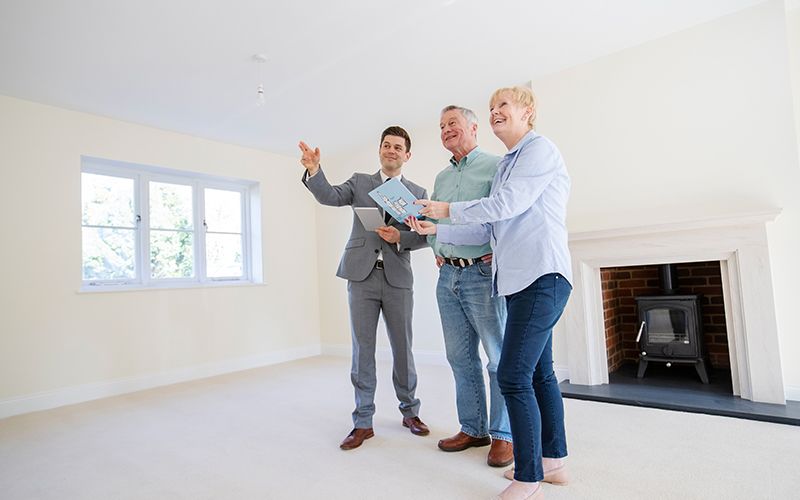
[301,168,427,428]
[348,267,420,428]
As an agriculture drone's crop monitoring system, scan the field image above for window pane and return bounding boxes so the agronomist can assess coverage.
[150,182,193,230]
[206,233,243,278]
[82,173,135,227]
[150,230,194,279]
[82,227,136,280]
[205,188,241,233]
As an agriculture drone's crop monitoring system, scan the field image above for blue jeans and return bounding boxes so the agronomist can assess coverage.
[498,273,572,482]
[437,261,511,441]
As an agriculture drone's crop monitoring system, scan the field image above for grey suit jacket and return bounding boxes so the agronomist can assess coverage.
[303,168,429,289]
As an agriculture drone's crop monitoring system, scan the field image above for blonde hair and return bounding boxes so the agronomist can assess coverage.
[490,86,537,129]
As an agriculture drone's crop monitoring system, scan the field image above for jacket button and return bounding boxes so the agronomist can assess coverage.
[374,249,379,253]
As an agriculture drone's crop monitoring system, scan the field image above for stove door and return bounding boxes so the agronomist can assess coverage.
[642,304,698,357]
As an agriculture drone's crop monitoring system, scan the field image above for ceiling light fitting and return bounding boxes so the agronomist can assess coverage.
[252,54,268,107]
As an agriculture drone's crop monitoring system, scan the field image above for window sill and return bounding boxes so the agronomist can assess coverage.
[78,280,266,294]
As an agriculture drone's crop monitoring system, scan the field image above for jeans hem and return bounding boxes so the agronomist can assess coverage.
[460,428,490,439]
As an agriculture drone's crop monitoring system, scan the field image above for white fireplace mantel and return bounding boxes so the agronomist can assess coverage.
[563,210,785,405]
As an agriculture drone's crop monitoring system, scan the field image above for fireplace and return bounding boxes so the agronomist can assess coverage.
[562,211,786,404]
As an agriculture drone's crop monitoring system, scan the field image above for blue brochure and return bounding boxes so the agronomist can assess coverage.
[368,177,423,223]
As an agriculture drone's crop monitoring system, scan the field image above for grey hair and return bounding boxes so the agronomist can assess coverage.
[441,105,478,127]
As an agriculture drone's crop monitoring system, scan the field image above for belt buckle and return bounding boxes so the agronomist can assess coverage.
[375,260,384,270]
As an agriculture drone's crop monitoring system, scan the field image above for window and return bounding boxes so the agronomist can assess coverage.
[81,157,260,289]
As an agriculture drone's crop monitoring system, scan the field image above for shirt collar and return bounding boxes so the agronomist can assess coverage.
[505,130,537,156]
[449,146,482,168]
[380,171,402,183]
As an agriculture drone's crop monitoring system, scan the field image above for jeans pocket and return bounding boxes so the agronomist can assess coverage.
[476,261,492,277]
[554,274,572,309]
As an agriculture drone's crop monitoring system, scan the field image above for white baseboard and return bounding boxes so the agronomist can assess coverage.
[320,343,351,358]
[322,343,449,366]
[0,345,321,420]
[323,344,571,378]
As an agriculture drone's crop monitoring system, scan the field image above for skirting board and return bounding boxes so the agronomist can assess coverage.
[321,344,572,382]
[322,344,449,366]
[0,345,321,420]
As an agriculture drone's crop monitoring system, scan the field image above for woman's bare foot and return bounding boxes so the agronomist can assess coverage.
[490,480,542,500]
[503,460,568,485]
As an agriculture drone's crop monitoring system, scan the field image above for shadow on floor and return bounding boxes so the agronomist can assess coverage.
[559,362,800,426]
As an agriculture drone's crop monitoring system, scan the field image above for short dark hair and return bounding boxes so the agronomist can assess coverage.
[380,126,411,153]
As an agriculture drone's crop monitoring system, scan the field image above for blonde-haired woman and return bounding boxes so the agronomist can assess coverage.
[408,86,571,500]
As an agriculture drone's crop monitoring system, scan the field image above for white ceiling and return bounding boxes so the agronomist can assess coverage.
[0,0,767,156]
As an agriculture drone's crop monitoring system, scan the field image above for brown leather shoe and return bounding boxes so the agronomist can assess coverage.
[438,431,492,452]
[487,439,514,467]
[339,428,374,450]
[402,416,430,436]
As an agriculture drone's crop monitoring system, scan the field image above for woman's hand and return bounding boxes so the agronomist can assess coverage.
[414,199,450,219]
[405,217,437,235]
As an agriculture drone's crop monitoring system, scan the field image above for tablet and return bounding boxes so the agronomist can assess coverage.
[353,207,385,231]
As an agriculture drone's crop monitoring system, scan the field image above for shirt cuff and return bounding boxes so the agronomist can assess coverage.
[449,201,465,224]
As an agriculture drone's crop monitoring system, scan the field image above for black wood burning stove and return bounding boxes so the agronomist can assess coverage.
[635,264,709,384]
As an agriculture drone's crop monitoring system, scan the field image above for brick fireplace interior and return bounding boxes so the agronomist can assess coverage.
[601,261,729,377]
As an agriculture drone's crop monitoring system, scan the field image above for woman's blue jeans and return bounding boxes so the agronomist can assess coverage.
[497,273,572,483]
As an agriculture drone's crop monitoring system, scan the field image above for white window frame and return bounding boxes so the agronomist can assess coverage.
[81,156,261,291]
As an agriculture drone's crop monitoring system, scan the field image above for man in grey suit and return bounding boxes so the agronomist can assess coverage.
[298,126,430,450]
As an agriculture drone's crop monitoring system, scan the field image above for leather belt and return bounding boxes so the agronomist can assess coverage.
[443,257,480,268]
[374,260,384,270]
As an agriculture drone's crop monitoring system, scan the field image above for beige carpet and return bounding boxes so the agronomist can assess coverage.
[1,356,798,500]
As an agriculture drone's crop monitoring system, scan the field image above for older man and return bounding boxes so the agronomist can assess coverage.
[429,106,512,467]
[299,126,430,450]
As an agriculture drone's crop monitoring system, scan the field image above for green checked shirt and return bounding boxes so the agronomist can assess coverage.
[428,147,501,259]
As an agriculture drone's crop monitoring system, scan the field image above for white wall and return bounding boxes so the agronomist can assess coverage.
[537,0,800,395]
[789,4,800,152]
[0,96,322,417]
[783,2,800,399]
[317,1,800,397]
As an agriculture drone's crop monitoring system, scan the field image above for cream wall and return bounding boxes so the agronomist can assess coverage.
[318,1,800,398]
[0,96,321,416]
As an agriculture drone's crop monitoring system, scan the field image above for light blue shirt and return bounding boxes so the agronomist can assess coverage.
[437,131,572,296]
